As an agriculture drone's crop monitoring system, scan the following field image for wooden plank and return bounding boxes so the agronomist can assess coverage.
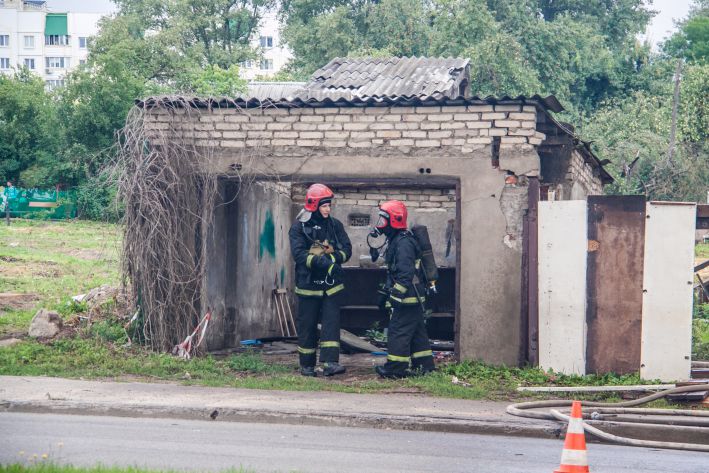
[586,196,645,375]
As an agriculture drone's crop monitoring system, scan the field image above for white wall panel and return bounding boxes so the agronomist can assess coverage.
[641,202,695,382]
[538,200,587,374]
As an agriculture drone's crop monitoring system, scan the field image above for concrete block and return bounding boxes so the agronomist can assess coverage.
[363,107,388,115]
[521,121,536,129]
[427,114,454,122]
[501,136,528,144]
[394,122,420,130]
[299,131,325,139]
[249,115,275,123]
[402,131,427,139]
[415,140,441,147]
[523,105,536,113]
[289,108,314,114]
[224,114,249,123]
[529,137,543,145]
[317,123,344,131]
[221,140,245,148]
[215,122,239,130]
[489,128,507,136]
[416,106,441,114]
[322,140,347,147]
[481,112,506,120]
[442,138,466,146]
[403,114,427,122]
[495,120,521,128]
[348,141,373,148]
[352,115,377,122]
[366,193,387,200]
[508,128,535,137]
[467,137,492,144]
[247,131,272,139]
[273,131,298,139]
[454,113,480,121]
[428,130,453,139]
[508,113,536,121]
[357,199,377,205]
[272,139,296,146]
[467,121,492,129]
[262,108,290,115]
[421,201,442,208]
[344,123,370,131]
[376,130,402,138]
[266,122,292,131]
[370,123,395,130]
[293,123,315,131]
[467,104,494,112]
[297,139,321,146]
[242,123,267,131]
[320,131,348,140]
[494,104,521,112]
[314,108,339,114]
[390,139,415,146]
[300,115,324,122]
[420,122,441,130]
[379,114,403,122]
[350,131,375,140]
[246,139,270,146]
[440,122,465,130]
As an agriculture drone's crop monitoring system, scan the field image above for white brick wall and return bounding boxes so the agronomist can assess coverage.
[144,103,542,156]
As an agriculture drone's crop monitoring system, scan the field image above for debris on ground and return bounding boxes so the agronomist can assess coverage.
[28,309,63,338]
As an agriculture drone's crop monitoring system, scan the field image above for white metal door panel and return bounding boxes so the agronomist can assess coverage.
[641,202,695,382]
[538,200,587,375]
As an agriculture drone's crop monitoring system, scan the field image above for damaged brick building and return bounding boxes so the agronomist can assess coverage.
[139,57,612,366]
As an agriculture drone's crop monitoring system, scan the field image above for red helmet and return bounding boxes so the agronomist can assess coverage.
[377,200,407,230]
[304,183,334,212]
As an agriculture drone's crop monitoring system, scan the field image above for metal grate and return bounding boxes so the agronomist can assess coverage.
[349,214,370,227]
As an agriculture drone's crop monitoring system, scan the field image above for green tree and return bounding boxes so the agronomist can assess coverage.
[0,69,62,186]
[191,64,248,96]
[663,0,709,63]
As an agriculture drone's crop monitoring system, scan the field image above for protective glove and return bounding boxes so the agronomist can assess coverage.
[377,285,390,310]
[312,255,333,270]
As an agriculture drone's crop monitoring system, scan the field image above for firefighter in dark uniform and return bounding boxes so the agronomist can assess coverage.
[372,200,435,378]
[288,183,352,377]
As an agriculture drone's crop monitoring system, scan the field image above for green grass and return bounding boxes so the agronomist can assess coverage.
[0,465,255,473]
[696,243,709,258]
[0,219,120,333]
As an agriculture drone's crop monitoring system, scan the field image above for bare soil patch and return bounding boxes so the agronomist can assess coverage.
[0,261,62,278]
[0,292,39,311]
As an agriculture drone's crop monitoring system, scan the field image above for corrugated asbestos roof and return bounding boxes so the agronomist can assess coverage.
[306,57,470,101]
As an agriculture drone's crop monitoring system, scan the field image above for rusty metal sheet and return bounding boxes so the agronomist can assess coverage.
[586,195,646,375]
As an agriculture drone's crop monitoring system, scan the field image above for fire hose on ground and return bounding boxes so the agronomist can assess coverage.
[506,384,709,452]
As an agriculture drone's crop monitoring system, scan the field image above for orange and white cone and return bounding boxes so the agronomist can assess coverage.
[554,400,590,473]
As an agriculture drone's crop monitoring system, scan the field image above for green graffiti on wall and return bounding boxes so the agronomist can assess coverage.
[259,210,276,260]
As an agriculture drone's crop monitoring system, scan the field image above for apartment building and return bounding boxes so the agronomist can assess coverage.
[0,0,102,88]
[240,9,292,80]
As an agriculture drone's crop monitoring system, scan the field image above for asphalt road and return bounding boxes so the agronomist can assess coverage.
[0,413,706,473]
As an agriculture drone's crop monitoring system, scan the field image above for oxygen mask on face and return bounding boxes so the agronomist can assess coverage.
[366,229,386,262]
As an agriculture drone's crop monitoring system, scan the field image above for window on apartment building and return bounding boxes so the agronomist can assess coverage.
[45,35,69,46]
[240,60,253,69]
[0,58,10,69]
[45,79,65,90]
[24,35,35,48]
[259,36,273,48]
[79,37,89,49]
[260,58,273,70]
[79,59,86,65]
[23,58,35,70]
[0,35,9,47]
[45,57,67,69]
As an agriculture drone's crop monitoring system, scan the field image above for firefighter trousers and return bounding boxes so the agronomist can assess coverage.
[384,304,435,375]
[296,293,341,367]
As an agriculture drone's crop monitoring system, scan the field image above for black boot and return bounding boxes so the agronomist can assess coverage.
[375,365,408,379]
[300,366,317,377]
[322,362,346,377]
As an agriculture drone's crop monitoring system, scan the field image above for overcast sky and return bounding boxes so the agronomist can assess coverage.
[46,0,693,48]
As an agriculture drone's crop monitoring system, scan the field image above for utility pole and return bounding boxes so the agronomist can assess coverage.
[666,59,682,165]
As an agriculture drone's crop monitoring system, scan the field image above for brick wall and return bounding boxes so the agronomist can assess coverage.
[566,150,603,198]
[144,104,546,158]
[292,185,456,209]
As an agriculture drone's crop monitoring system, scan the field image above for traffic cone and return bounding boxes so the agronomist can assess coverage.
[554,400,590,473]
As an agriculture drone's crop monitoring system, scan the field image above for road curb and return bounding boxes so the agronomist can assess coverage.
[0,399,563,439]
